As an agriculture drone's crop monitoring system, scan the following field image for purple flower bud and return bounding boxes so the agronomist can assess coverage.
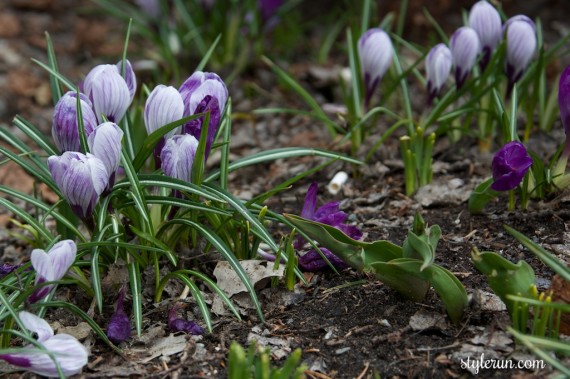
[491,141,533,191]
[503,15,536,32]
[0,263,21,278]
[160,134,199,182]
[358,28,393,108]
[52,91,98,152]
[48,152,109,220]
[168,304,203,335]
[106,285,130,344]
[559,65,570,156]
[28,240,77,303]
[298,248,349,272]
[88,122,123,189]
[84,62,134,124]
[0,311,88,377]
[505,18,536,93]
[425,44,452,105]
[450,26,481,89]
[468,0,502,70]
[179,72,228,159]
[144,85,184,137]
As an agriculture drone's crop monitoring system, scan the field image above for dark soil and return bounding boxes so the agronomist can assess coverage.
[1,1,570,378]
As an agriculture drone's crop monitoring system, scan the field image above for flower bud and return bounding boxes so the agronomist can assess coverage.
[559,64,570,156]
[106,285,130,344]
[48,152,109,220]
[144,85,184,137]
[450,26,481,89]
[491,141,533,191]
[88,122,124,188]
[179,72,228,159]
[168,304,203,335]
[160,134,199,182]
[505,18,536,92]
[468,0,502,69]
[357,28,393,107]
[425,43,452,104]
[28,240,77,303]
[298,248,348,272]
[84,62,134,123]
[52,91,98,152]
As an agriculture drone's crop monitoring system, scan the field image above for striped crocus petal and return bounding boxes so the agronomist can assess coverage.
[505,19,536,88]
[88,122,124,187]
[358,28,393,107]
[116,59,137,102]
[426,43,452,104]
[19,311,53,342]
[183,95,221,159]
[450,26,481,89]
[144,85,184,137]
[179,71,228,116]
[52,91,97,152]
[468,0,502,69]
[48,152,108,220]
[84,64,131,124]
[160,134,200,182]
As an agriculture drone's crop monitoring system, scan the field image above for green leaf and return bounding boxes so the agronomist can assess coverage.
[468,178,499,214]
[471,248,535,314]
[128,259,143,336]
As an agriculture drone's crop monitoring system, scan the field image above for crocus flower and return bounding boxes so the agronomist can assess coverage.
[48,152,108,220]
[83,60,136,123]
[559,64,570,156]
[0,311,88,377]
[425,44,452,105]
[88,122,123,189]
[295,183,362,271]
[168,304,203,335]
[357,28,393,108]
[52,91,98,153]
[160,134,199,182]
[491,141,533,191]
[450,26,481,89]
[179,72,228,159]
[28,240,77,304]
[468,0,502,70]
[504,17,536,95]
[0,263,21,279]
[106,285,130,344]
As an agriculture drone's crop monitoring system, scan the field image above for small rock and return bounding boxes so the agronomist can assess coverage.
[472,290,507,312]
[334,347,351,355]
[409,310,449,331]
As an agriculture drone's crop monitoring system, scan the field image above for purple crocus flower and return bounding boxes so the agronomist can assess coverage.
[160,134,199,182]
[88,122,123,189]
[468,0,502,70]
[295,183,362,271]
[83,60,136,123]
[28,240,77,304]
[504,17,536,96]
[179,72,228,160]
[0,263,21,278]
[48,152,109,220]
[357,28,393,108]
[0,311,88,377]
[168,304,203,335]
[491,141,533,191]
[559,64,570,156]
[106,285,130,344]
[450,26,481,89]
[426,44,452,105]
[52,91,98,153]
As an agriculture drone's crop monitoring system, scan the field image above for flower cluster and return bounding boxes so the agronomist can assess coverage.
[424,1,537,102]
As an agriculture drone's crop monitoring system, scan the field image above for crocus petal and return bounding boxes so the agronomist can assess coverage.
[84,64,131,124]
[106,285,130,344]
[491,141,533,191]
[0,263,20,278]
[298,248,348,272]
[186,79,228,116]
[168,305,203,335]
[505,19,536,87]
[47,240,76,281]
[183,95,221,159]
[31,249,55,285]
[52,91,97,153]
[300,182,318,220]
[179,72,228,114]
[559,65,570,155]
[88,122,124,185]
[468,0,502,68]
[116,59,137,102]
[338,224,364,240]
[160,134,199,182]
[316,210,348,227]
[19,311,53,343]
[426,44,452,103]
[314,201,340,220]
[450,26,481,89]
[144,85,184,137]
[358,28,393,106]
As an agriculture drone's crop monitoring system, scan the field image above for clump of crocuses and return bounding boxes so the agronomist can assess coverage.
[491,141,533,191]
[106,285,131,344]
[0,311,88,377]
[295,183,363,271]
[358,28,393,108]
